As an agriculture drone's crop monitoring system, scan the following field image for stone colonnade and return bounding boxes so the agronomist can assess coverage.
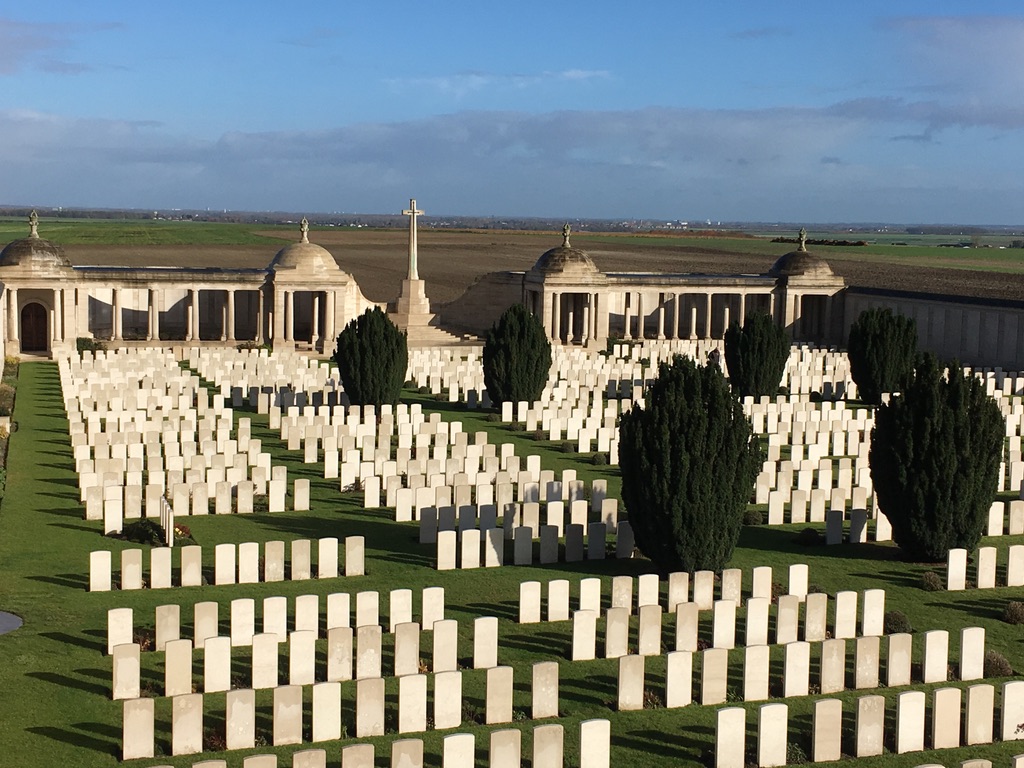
[3,278,348,354]
[524,283,842,346]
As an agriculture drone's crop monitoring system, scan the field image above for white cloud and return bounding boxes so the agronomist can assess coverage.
[0,17,115,75]
[0,101,1020,223]
[385,69,610,99]
[883,16,1024,105]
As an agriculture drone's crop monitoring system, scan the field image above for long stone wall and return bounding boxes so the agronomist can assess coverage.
[843,287,1024,369]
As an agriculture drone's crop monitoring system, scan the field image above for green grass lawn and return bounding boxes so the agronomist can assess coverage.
[0,361,1023,767]
[0,218,295,247]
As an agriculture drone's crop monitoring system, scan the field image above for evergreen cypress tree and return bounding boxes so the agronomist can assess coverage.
[482,303,552,405]
[847,308,918,405]
[723,311,790,397]
[332,307,408,412]
[871,354,1004,561]
[618,355,762,573]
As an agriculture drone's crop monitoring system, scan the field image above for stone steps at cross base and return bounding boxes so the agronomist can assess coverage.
[389,311,479,347]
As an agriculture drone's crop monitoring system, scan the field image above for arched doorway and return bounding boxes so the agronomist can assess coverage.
[20,303,48,352]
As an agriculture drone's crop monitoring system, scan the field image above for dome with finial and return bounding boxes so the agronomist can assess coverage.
[530,223,600,278]
[0,210,74,273]
[270,217,346,275]
[768,227,835,279]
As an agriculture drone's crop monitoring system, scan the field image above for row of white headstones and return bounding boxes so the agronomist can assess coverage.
[74,346,1024,765]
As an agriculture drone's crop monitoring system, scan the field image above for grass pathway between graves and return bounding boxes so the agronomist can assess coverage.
[0,361,1023,766]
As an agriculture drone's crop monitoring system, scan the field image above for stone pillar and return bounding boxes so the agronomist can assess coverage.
[7,288,18,344]
[7,288,16,344]
[226,290,236,341]
[581,295,591,344]
[112,288,121,341]
[257,288,266,344]
[63,288,76,342]
[722,305,730,338]
[552,292,561,343]
[272,290,285,345]
[623,293,632,340]
[769,291,777,324]
[186,290,196,341]
[50,302,57,345]
[312,293,321,346]
[657,293,666,340]
[324,291,336,349]
[637,293,646,339]
[565,296,575,344]
[783,291,798,338]
[53,290,63,342]
[689,305,698,340]
[540,290,552,340]
[146,289,155,341]
[672,293,682,340]
[739,293,747,327]
[285,291,295,342]
[703,294,712,339]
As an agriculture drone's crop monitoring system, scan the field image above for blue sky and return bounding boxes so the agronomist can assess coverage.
[2,1,1024,224]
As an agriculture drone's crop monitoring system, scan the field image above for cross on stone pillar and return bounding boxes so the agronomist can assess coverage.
[402,199,423,280]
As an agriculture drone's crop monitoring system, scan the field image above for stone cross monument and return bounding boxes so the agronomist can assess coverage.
[403,199,423,280]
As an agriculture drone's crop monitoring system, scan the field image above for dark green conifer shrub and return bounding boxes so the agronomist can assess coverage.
[847,308,918,404]
[871,354,1004,561]
[332,307,408,412]
[723,311,789,397]
[482,303,552,405]
[618,354,762,573]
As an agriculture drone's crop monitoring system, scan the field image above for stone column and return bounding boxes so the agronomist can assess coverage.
[226,290,236,342]
[53,290,64,342]
[657,293,666,340]
[63,288,76,342]
[151,289,161,341]
[257,288,266,343]
[112,288,121,341]
[672,293,682,340]
[689,305,698,340]
[637,293,646,339]
[312,292,321,346]
[566,296,576,343]
[540,290,552,340]
[739,293,747,326]
[7,288,17,344]
[324,290,336,348]
[703,294,712,339]
[272,289,285,344]
[552,292,562,343]
[769,291,777,324]
[722,306,731,338]
[50,302,57,344]
[186,290,196,341]
[145,289,154,341]
[285,291,295,342]
[623,292,632,340]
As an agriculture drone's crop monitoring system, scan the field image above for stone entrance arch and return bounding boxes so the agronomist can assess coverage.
[20,302,48,352]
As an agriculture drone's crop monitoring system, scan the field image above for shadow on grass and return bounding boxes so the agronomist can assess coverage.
[617,725,713,763]
[26,724,118,756]
[25,670,107,698]
[737,524,901,562]
[40,630,105,654]
[27,572,88,590]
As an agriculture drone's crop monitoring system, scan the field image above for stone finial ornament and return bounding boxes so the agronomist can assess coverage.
[562,222,571,247]
[798,227,808,252]
[300,217,309,243]
[29,209,39,238]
